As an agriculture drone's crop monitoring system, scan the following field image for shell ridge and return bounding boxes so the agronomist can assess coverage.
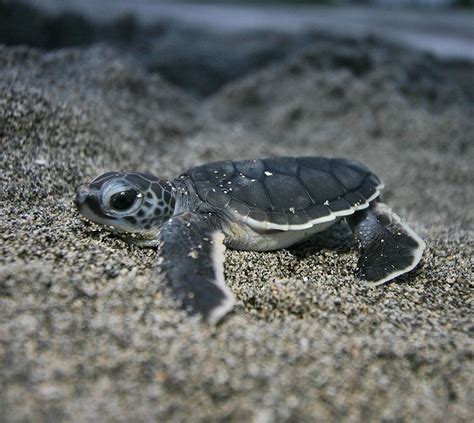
[329,159,349,195]
[295,164,317,206]
[259,166,275,211]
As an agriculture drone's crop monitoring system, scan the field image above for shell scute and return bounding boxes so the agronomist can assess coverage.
[263,157,299,175]
[234,160,264,179]
[331,159,366,191]
[268,211,289,226]
[184,156,382,230]
[343,191,367,207]
[194,180,213,194]
[336,158,370,175]
[229,179,272,209]
[299,167,346,203]
[297,157,332,172]
[288,209,311,226]
[263,173,312,210]
[306,204,332,220]
[190,166,209,182]
[249,209,269,222]
[206,189,232,209]
[228,199,250,219]
[357,180,378,199]
[328,198,352,212]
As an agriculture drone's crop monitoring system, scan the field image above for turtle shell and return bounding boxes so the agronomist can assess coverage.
[183,157,383,231]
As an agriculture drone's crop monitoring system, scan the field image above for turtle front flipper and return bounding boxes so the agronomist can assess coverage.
[347,202,426,286]
[157,212,234,324]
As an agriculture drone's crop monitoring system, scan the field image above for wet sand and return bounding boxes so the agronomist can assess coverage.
[0,38,473,422]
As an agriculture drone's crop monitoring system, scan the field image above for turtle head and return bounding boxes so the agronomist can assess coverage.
[74,172,176,244]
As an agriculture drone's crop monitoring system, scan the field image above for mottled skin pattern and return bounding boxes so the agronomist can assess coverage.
[76,172,176,240]
[75,156,426,323]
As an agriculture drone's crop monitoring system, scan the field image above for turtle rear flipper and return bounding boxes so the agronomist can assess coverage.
[157,212,234,324]
[347,202,426,286]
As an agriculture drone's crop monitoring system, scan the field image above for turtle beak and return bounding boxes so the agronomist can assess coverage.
[74,185,91,209]
[74,185,110,220]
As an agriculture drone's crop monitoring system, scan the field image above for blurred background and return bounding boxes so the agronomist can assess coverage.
[1,0,473,97]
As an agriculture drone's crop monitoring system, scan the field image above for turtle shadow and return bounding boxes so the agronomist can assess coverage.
[287,220,356,259]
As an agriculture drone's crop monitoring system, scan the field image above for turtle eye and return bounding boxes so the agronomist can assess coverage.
[110,190,138,211]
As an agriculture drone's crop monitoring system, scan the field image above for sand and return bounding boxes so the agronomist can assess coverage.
[1,37,473,422]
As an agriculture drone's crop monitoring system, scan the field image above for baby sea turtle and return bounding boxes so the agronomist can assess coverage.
[75,156,425,323]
